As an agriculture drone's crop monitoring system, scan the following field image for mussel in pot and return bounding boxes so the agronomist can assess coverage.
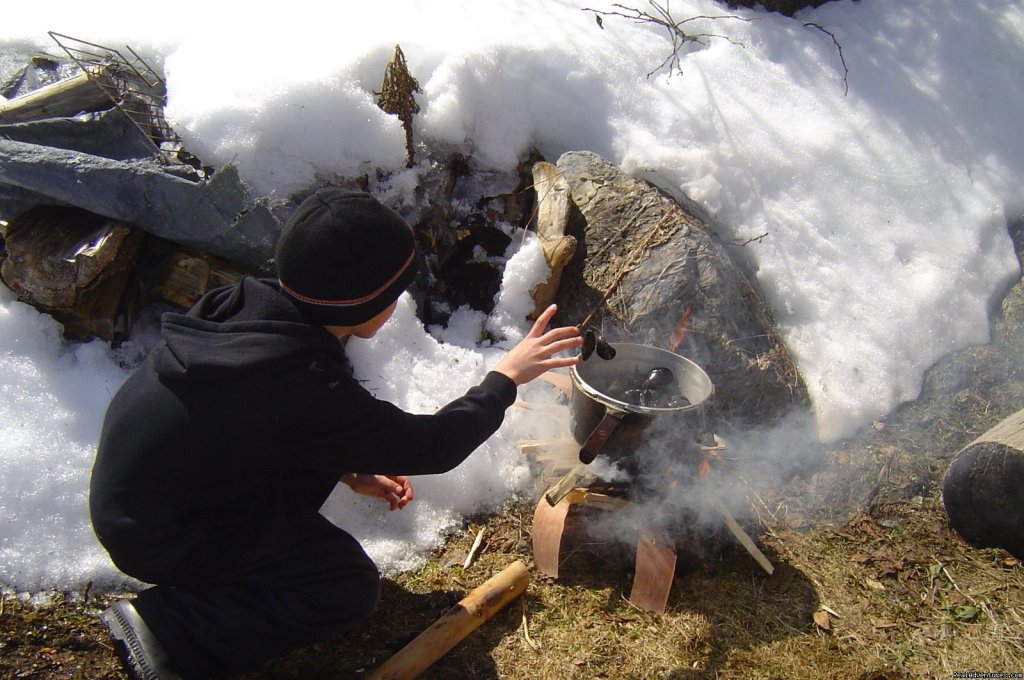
[641,366,674,390]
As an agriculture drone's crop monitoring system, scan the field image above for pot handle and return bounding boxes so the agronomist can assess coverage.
[579,408,625,464]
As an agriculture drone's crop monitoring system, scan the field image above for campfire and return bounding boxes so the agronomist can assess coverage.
[521,336,775,614]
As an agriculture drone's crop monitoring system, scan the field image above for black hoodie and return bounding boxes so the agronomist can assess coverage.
[89,277,517,581]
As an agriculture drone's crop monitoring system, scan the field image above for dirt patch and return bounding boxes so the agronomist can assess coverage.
[0,591,124,679]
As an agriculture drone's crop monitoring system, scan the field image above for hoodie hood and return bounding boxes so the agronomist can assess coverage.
[154,277,343,380]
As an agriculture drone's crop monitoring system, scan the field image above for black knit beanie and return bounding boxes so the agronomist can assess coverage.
[275,188,418,327]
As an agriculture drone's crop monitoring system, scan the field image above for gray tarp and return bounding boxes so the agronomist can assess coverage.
[0,112,279,272]
[0,108,157,161]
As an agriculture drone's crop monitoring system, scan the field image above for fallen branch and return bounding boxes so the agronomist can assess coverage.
[583,2,751,78]
[730,231,768,246]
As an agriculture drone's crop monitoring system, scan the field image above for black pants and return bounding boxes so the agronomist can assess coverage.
[121,481,380,678]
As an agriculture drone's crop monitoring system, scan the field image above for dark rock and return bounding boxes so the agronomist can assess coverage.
[551,150,806,425]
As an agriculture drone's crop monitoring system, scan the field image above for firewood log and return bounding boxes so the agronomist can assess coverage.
[942,408,1024,559]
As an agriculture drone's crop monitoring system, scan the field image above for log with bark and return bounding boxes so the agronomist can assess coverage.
[942,408,1024,559]
[0,68,113,124]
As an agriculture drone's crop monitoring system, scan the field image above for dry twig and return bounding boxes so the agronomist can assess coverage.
[463,526,486,569]
[583,2,751,78]
[804,22,849,96]
[520,600,541,652]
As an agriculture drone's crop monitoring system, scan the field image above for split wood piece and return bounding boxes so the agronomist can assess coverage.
[150,250,247,309]
[55,266,134,341]
[516,437,578,468]
[543,465,594,507]
[366,560,529,680]
[529,161,577,318]
[710,496,775,575]
[578,491,629,511]
[0,207,139,310]
[0,67,113,124]
[537,369,573,396]
[629,528,678,614]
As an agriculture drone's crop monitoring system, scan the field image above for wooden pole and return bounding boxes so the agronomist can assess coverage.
[0,68,112,124]
[366,560,530,680]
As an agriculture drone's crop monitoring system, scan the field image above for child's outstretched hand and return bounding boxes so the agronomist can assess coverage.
[494,304,582,386]
[341,473,414,510]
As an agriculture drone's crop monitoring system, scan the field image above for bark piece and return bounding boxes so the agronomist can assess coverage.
[629,528,677,614]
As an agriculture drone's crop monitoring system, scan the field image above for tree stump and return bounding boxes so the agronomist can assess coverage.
[942,408,1024,559]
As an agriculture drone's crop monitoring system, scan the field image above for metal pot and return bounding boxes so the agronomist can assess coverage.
[570,343,714,463]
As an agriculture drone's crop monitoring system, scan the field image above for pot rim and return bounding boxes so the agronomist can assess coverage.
[569,342,713,416]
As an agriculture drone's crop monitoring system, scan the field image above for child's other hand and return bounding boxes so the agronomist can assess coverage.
[341,473,414,510]
[494,305,581,386]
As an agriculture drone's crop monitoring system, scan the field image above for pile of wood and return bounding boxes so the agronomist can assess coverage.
[0,205,248,342]
[0,44,270,341]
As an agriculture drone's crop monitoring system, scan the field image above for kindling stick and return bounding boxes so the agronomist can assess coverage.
[366,560,530,680]
[710,495,775,575]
